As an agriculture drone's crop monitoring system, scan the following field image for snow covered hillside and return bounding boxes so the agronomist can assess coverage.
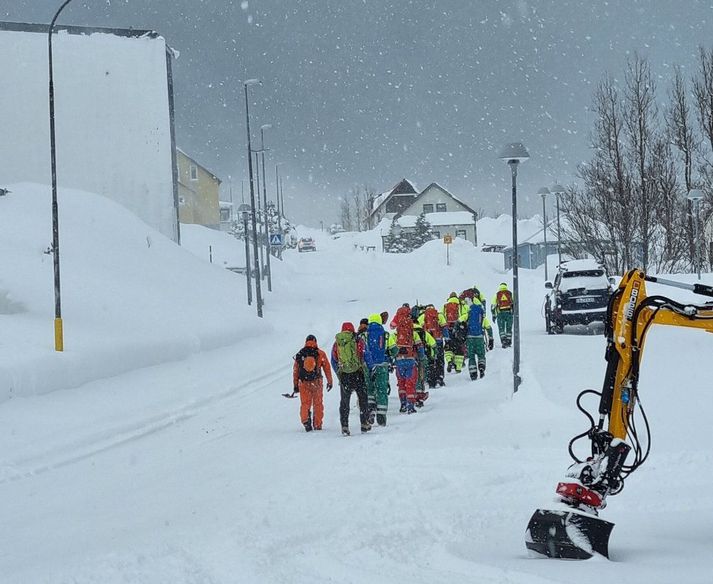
[0,184,267,401]
[0,193,711,583]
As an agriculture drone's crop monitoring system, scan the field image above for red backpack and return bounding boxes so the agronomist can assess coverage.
[423,306,441,338]
[496,289,513,310]
[393,306,414,348]
[444,301,460,324]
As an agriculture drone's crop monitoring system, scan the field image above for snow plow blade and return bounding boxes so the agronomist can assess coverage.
[525,509,614,559]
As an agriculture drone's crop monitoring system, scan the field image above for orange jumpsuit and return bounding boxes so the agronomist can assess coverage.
[293,339,333,430]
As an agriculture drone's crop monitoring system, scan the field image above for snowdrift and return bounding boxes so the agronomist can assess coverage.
[0,183,267,401]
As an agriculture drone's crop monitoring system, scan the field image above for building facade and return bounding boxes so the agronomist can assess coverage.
[177,149,221,229]
[400,183,478,245]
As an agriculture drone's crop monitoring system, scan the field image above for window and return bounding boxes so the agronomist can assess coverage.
[436,203,447,212]
[220,208,231,222]
[456,229,467,239]
[189,164,198,181]
[422,203,434,213]
[178,196,186,206]
[433,230,441,238]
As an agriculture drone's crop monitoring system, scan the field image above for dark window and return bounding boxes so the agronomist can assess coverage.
[456,229,467,239]
[436,203,447,212]
[189,164,198,181]
[423,203,434,213]
[433,230,441,238]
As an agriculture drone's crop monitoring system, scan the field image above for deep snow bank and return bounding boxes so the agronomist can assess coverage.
[0,183,268,401]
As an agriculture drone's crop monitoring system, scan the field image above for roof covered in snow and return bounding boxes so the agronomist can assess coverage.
[370,178,418,214]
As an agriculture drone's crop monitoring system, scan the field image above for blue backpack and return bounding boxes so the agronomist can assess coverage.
[364,322,387,369]
[467,302,484,337]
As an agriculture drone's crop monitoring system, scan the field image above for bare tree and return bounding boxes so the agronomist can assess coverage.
[570,75,636,274]
[693,46,713,258]
[666,65,699,264]
[693,46,713,155]
[650,136,688,272]
[352,187,363,231]
[360,185,376,230]
[339,196,353,231]
[623,54,659,271]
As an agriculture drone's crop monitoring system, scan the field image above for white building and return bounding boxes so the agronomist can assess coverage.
[0,22,180,242]
[372,181,479,245]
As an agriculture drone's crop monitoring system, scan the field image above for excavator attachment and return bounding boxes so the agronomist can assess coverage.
[525,508,614,559]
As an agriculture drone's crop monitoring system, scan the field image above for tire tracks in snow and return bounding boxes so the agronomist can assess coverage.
[0,364,291,484]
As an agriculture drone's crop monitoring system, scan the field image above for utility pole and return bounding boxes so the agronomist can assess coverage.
[260,124,272,292]
[243,79,263,317]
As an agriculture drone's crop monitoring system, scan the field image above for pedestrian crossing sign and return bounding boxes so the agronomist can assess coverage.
[269,233,283,246]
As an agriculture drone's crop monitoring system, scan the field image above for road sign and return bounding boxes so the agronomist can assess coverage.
[443,234,453,244]
[269,233,283,247]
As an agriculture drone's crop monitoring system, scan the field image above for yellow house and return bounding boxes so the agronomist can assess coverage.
[177,148,221,228]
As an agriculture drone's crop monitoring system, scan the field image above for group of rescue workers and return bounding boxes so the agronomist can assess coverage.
[291,283,515,436]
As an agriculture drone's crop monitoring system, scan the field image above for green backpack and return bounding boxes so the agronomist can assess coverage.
[335,331,361,374]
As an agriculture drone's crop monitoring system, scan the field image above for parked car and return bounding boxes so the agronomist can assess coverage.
[544,260,614,334]
[297,237,317,252]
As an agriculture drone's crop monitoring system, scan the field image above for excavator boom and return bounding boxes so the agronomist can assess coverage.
[526,269,713,559]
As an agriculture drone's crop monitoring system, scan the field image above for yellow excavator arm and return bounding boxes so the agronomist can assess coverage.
[526,269,713,560]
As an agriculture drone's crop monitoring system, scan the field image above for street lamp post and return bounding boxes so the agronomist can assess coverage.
[48,0,77,352]
[688,189,704,280]
[253,150,264,278]
[499,142,530,394]
[243,79,263,317]
[551,184,566,269]
[537,187,551,281]
[260,123,273,292]
[238,203,253,305]
[275,163,283,259]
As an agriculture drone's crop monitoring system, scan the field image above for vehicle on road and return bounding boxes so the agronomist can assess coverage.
[544,259,613,334]
[297,237,317,252]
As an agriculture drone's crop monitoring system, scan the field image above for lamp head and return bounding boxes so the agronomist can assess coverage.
[244,78,261,87]
[537,187,550,196]
[261,123,272,131]
[550,183,566,195]
[498,142,530,164]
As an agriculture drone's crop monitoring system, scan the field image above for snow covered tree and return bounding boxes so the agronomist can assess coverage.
[412,212,435,248]
[384,219,413,253]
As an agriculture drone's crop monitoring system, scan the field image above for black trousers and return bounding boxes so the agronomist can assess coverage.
[339,370,369,428]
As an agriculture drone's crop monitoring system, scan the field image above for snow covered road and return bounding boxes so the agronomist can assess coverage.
[0,219,711,583]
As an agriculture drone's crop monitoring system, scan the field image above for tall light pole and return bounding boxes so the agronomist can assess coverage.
[260,123,273,292]
[238,204,253,305]
[275,163,283,259]
[688,189,704,280]
[499,142,530,394]
[280,174,286,219]
[243,79,263,317]
[253,150,264,277]
[48,0,78,352]
[551,183,566,269]
[537,187,551,281]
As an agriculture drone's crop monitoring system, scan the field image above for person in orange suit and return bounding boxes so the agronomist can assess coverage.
[293,334,333,432]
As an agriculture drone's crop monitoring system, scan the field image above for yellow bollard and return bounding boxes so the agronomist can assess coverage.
[54,317,64,352]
